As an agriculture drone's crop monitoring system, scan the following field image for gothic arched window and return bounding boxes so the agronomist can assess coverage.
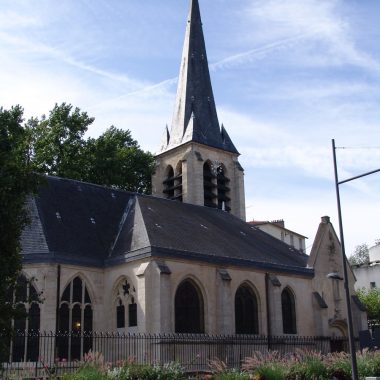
[6,275,40,362]
[57,276,93,360]
[175,279,204,333]
[281,287,297,334]
[114,278,137,330]
[235,284,259,334]
[203,162,216,208]
[216,165,231,212]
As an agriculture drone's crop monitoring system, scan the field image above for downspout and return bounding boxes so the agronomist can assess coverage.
[55,264,61,332]
[54,264,61,360]
[265,273,271,349]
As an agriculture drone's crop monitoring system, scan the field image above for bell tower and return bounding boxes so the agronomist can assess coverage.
[152,0,245,220]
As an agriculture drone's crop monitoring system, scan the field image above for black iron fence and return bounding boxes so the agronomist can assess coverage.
[0,331,350,378]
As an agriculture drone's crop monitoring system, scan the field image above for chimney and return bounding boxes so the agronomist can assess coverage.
[321,216,330,224]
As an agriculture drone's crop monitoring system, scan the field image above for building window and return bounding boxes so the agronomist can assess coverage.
[290,234,294,247]
[370,282,376,289]
[115,278,137,330]
[281,287,297,334]
[116,300,125,328]
[298,237,303,251]
[281,231,285,241]
[129,301,137,327]
[203,162,217,208]
[175,279,204,333]
[5,275,40,362]
[216,164,231,212]
[235,284,259,334]
[57,276,93,361]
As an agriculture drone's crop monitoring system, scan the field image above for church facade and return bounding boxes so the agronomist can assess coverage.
[17,0,366,362]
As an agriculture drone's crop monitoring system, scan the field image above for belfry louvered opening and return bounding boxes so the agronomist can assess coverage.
[203,162,217,208]
[217,164,230,212]
[163,164,183,201]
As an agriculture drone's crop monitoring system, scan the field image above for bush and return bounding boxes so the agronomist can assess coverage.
[242,351,288,380]
[61,364,108,380]
[286,351,328,380]
[112,361,186,380]
[357,350,380,379]
[213,368,250,380]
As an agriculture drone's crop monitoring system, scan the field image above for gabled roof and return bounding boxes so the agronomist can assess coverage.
[22,176,312,276]
[159,0,238,155]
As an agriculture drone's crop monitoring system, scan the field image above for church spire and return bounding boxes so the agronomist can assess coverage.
[160,0,238,154]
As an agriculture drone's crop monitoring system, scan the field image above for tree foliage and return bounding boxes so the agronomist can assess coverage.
[0,106,38,335]
[30,103,154,193]
[31,103,94,179]
[84,126,154,193]
[348,243,370,266]
[356,287,380,322]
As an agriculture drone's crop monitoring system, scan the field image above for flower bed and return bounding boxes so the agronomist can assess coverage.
[3,349,380,379]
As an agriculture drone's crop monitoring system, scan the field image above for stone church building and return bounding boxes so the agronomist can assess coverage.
[17,0,366,361]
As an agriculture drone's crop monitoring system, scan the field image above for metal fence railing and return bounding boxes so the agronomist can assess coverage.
[0,331,350,378]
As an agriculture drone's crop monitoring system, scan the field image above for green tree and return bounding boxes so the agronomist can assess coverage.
[84,126,154,193]
[356,287,380,322]
[0,106,38,335]
[349,243,370,266]
[31,103,94,179]
[30,103,154,193]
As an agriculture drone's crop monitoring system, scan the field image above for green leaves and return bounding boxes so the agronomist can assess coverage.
[29,103,154,193]
[348,243,370,266]
[0,105,38,336]
[356,287,380,321]
[84,126,154,193]
[31,103,94,179]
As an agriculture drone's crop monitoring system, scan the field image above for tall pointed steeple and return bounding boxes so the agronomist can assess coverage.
[160,0,238,154]
[152,0,245,221]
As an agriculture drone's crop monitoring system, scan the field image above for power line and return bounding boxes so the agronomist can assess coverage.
[336,146,380,150]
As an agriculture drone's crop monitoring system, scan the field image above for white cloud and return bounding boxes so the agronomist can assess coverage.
[0,11,38,29]
[220,0,380,72]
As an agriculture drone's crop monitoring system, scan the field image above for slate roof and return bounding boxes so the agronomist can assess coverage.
[158,0,239,155]
[22,176,313,276]
[22,176,133,266]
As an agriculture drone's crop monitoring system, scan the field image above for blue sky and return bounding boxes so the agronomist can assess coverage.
[1,0,379,255]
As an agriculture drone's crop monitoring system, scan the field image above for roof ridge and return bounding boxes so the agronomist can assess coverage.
[45,175,136,195]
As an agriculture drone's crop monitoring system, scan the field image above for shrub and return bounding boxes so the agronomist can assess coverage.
[324,352,351,380]
[113,361,186,380]
[242,351,288,380]
[286,350,328,380]
[61,364,108,380]
[209,358,250,380]
[356,350,380,379]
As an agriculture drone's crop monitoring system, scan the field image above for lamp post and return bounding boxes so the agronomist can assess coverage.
[332,139,380,380]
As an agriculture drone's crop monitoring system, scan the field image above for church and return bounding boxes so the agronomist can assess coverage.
[17,0,366,361]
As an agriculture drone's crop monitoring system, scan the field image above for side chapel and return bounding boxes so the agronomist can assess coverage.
[17,0,366,361]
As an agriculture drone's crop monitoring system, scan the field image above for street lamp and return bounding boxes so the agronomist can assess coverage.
[332,139,380,380]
